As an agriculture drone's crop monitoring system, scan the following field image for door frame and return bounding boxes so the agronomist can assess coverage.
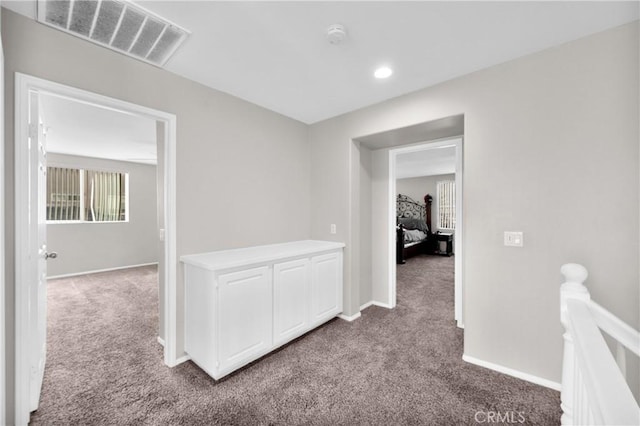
[14,73,178,424]
[0,14,5,425]
[388,137,464,327]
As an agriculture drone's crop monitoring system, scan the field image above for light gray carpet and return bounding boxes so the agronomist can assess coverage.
[32,255,561,425]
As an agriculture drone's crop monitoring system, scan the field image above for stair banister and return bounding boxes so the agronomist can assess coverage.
[559,263,640,426]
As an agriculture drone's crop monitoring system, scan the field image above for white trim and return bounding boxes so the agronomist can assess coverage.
[175,354,191,365]
[0,15,5,424]
[14,72,31,426]
[360,300,393,310]
[338,312,362,322]
[388,137,464,327]
[47,262,159,280]
[360,300,375,311]
[157,336,165,346]
[14,73,179,423]
[462,354,562,391]
[372,301,393,309]
[454,137,464,328]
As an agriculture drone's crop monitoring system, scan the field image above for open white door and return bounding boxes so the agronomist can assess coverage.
[27,90,48,412]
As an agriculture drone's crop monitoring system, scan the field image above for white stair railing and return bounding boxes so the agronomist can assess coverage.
[560,263,640,425]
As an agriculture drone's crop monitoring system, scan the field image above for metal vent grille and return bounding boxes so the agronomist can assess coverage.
[37,0,190,67]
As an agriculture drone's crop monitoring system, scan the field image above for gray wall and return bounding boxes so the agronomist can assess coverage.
[310,21,639,390]
[2,9,310,423]
[359,145,372,306]
[46,153,158,277]
[396,173,455,233]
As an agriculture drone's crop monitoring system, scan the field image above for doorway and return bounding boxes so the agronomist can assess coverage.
[14,73,177,425]
[353,115,464,328]
[389,138,463,327]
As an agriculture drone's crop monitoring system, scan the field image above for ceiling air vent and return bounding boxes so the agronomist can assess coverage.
[37,0,190,67]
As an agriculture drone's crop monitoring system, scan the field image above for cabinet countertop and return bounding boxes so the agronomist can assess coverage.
[180,240,345,272]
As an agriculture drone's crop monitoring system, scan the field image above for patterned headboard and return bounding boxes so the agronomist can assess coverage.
[396,194,425,219]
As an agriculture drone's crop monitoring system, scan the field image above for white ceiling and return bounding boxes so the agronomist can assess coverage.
[5,1,638,124]
[396,144,457,180]
[40,93,157,164]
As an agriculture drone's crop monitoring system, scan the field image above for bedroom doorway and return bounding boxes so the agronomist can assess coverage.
[14,74,178,424]
[389,137,463,327]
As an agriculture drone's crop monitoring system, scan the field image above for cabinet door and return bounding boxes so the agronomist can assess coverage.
[273,258,310,346]
[311,252,343,326]
[218,266,272,372]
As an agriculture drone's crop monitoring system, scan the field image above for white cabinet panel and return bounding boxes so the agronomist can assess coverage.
[218,267,272,371]
[273,258,310,346]
[184,266,217,377]
[311,252,343,325]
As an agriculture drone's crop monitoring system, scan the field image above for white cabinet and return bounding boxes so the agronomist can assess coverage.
[311,252,343,326]
[273,259,310,346]
[181,240,344,380]
[218,267,272,372]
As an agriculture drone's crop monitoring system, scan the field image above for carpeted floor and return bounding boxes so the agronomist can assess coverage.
[32,255,561,425]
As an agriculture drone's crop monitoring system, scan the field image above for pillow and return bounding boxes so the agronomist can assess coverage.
[398,217,429,233]
[404,229,427,243]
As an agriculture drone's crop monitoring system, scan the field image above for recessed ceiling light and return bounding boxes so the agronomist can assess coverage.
[374,66,393,79]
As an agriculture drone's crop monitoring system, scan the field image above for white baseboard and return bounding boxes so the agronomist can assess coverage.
[338,312,362,322]
[157,338,191,367]
[157,337,191,366]
[360,301,375,310]
[47,262,159,279]
[175,354,191,365]
[360,300,393,310]
[462,354,562,391]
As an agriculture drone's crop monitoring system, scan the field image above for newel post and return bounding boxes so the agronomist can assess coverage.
[559,263,590,426]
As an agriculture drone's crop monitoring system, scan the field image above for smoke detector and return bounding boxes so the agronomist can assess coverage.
[327,24,347,44]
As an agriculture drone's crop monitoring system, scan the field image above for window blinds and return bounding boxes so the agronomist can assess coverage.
[46,167,81,221]
[46,166,127,222]
[437,180,455,230]
[85,170,127,221]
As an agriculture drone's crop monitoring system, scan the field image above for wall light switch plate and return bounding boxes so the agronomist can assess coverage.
[504,231,523,247]
[330,224,337,234]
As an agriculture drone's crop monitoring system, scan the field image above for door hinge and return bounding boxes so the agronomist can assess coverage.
[28,123,38,140]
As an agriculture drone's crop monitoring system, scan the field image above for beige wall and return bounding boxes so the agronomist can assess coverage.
[310,21,639,390]
[46,153,158,277]
[2,9,310,422]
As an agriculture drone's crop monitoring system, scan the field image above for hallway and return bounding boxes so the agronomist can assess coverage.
[31,257,560,424]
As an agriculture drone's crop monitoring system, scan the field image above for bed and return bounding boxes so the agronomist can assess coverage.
[396,193,433,264]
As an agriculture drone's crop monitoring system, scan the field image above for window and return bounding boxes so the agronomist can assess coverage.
[437,180,455,230]
[47,166,128,222]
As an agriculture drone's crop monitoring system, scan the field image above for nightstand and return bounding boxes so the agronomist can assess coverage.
[435,232,453,256]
